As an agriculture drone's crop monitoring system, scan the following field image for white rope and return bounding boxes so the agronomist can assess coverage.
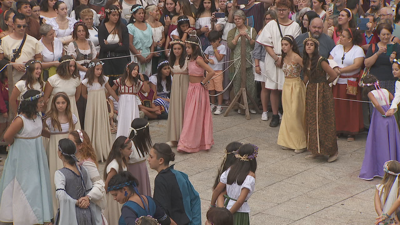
[209,58,241,97]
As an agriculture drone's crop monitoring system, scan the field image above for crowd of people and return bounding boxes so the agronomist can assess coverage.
[1,0,400,223]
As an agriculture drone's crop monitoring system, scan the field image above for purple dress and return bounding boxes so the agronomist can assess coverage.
[359,89,400,180]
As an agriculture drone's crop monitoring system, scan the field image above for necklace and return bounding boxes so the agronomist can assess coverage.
[341,45,353,64]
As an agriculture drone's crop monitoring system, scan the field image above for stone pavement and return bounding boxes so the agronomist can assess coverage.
[0,112,378,224]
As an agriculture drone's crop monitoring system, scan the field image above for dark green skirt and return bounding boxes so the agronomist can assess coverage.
[233,212,249,225]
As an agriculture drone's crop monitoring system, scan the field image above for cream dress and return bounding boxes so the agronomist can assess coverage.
[46,115,78,213]
[47,74,81,128]
[82,77,112,162]
[104,159,127,224]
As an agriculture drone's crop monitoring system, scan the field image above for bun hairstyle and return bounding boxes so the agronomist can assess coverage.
[152,143,175,165]
[58,138,78,166]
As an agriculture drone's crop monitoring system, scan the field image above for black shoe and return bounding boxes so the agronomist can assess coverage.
[0,145,7,154]
[269,115,280,127]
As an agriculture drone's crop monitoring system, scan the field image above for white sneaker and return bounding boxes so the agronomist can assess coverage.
[210,104,216,112]
[261,112,268,121]
[278,112,282,120]
[250,109,256,114]
[237,109,242,114]
[214,106,223,115]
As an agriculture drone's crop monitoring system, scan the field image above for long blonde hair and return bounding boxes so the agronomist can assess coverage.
[380,161,400,205]
[45,92,75,132]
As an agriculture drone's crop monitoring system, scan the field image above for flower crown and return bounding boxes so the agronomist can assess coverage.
[135,216,160,225]
[178,17,189,23]
[21,92,44,102]
[88,61,104,68]
[384,160,400,176]
[185,40,200,46]
[76,129,84,142]
[393,58,400,65]
[131,5,143,13]
[105,8,122,14]
[60,58,75,64]
[303,37,319,46]
[25,60,41,68]
[235,144,259,161]
[361,81,379,87]
[170,39,185,46]
[157,60,169,70]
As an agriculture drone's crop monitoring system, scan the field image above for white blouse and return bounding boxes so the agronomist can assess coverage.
[330,44,365,84]
[40,38,63,63]
[46,17,77,38]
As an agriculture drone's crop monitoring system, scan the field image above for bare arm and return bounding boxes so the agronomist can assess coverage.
[104,168,117,192]
[43,82,54,105]
[81,84,88,99]
[368,92,386,115]
[105,83,119,102]
[4,116,23,144]
[374,188,382,216]
[321,61,337,83]
[211,182,226,206]
[75,84,81,102]
[9,87,21,115]
[229,188,250,214]
[197,57,215,83]
[339,57,364,73]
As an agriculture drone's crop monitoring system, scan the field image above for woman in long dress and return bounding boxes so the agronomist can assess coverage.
[43,55,82,128]
[166,40,189,146]
[303,37,339,162]
[82,59,119,162]
[0,90,53,224]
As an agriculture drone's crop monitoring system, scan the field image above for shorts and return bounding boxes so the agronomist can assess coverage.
[208,70,224,92]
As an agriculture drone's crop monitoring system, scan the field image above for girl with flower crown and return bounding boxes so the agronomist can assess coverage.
[82,59,119,162]
[128,4,154,76]
[359,75,400,180]
[0,90,53,224]
[211,143,258,225]
[374,161,400,225]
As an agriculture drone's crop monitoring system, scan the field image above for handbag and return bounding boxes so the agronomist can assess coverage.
[358,44,375,87]
[346,80,358,95]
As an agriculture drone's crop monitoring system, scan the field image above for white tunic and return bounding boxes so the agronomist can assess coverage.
[256,20,301,90]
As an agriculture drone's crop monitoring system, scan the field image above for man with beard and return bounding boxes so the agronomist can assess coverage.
[366,0,382,16]
[295,17,335,58]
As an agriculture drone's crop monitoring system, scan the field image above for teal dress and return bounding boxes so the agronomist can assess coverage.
[0,114,53,224]
[127,23,153,75]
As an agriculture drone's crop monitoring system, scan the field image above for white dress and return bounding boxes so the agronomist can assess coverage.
[152,26,164,43]
[47,74,82,128]
[0,114,53,224]
[89,28,100,53]
[40,38,64,63]
[113,77,143,138]
[256,20,301,90]
[46,17,77,42]
[82,77,112,162]
[46,115,78,212]
[104,159,127,224]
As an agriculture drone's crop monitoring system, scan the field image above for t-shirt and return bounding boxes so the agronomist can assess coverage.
[241,3,265,33]
[330,45,365,84]
[296,32,335,58]
[366,43,400,81]
[204,44,226,71]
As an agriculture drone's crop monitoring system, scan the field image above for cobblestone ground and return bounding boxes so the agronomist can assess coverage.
[0,112,378,225]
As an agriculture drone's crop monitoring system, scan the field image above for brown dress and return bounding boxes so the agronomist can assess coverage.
[305,57,338,156]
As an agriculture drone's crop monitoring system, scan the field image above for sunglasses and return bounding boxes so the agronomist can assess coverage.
[16,24,28,28]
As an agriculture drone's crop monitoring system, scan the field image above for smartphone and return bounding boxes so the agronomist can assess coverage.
[237,0,249,5]
[329,3,334,11]
[215,12,225,18]
[357,18,369,31]
[387,44,395,56]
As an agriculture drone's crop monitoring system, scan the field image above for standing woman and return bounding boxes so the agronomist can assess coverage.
[166,40,188,147]
[0,10,15,38]
[253,10,277,121]
[128,4,154,76]
[312,0,326,20]
[303,37,339,162]
[227,10,257,113]
[121,0,148,23]
[39,24,63,79]
[0,90,53,224]
[177,37,214,153]
[80,8,100,53]
[40,0,57,22]
[329,28,365,141]
[326,8,356,44]
[160,0,177,36]
[30,1,44,25]
[146,5,166,74]
[44,55,82,128]
[365,23,400,94]
[195,0,217,51]
[256,0,301,127]
[98,5,130,86]
[46,1,77,46]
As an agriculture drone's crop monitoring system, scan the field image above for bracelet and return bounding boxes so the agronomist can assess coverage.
[201,81,205,86]
[274,57,279,62]
[210,204,216,207]
[255,65,260,67]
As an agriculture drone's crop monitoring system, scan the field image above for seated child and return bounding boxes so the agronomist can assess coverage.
[204,30,226,115]
[138,74,168,120]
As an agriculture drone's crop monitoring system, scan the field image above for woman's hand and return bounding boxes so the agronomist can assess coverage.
[185,27,193,34]
[390,52,397,62]
[239,30,247,36]
[375,214,389,225]
[275,56,282,68]
[104,40,109,45]
[333,67,341,75]
[255,66,261,74]
[77,196,90,208]
[165,16,171,26]
[13,64,25,72]
[137,55,146,63]
[145,53,153,63]
[386,108,396,117]
[377,45,387,55]
[201,26,210,33]
[211,12,217,22]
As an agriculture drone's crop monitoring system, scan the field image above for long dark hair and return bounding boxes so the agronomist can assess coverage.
[57,55,80,79]
[301,11,318,33]
[59,138,77,166]
[129,4,145,24]
[196,0,217,19]
[213,142,242,189]
[281,35,300,64]
[302,40,320,76]
[104,5,124,42]
[85,59,106,86]
[361,74,379,100]
[18,89,42,118]
[156,64,172,93]
[177,15,190,38]
[129,118,152,158]
[162,0,177,17]
[103,136,130,180]
[40,0,51,12]
[108,171,140,193]
[177,0,193,17]
[186,37,203,60]
[169,41,186,68]
[3,9,15,31]
[121,62,140,86]
[20,60,44,91]
[227,144,257,185]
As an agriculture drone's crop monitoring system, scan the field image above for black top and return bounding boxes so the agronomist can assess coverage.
[366,43,400,81]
